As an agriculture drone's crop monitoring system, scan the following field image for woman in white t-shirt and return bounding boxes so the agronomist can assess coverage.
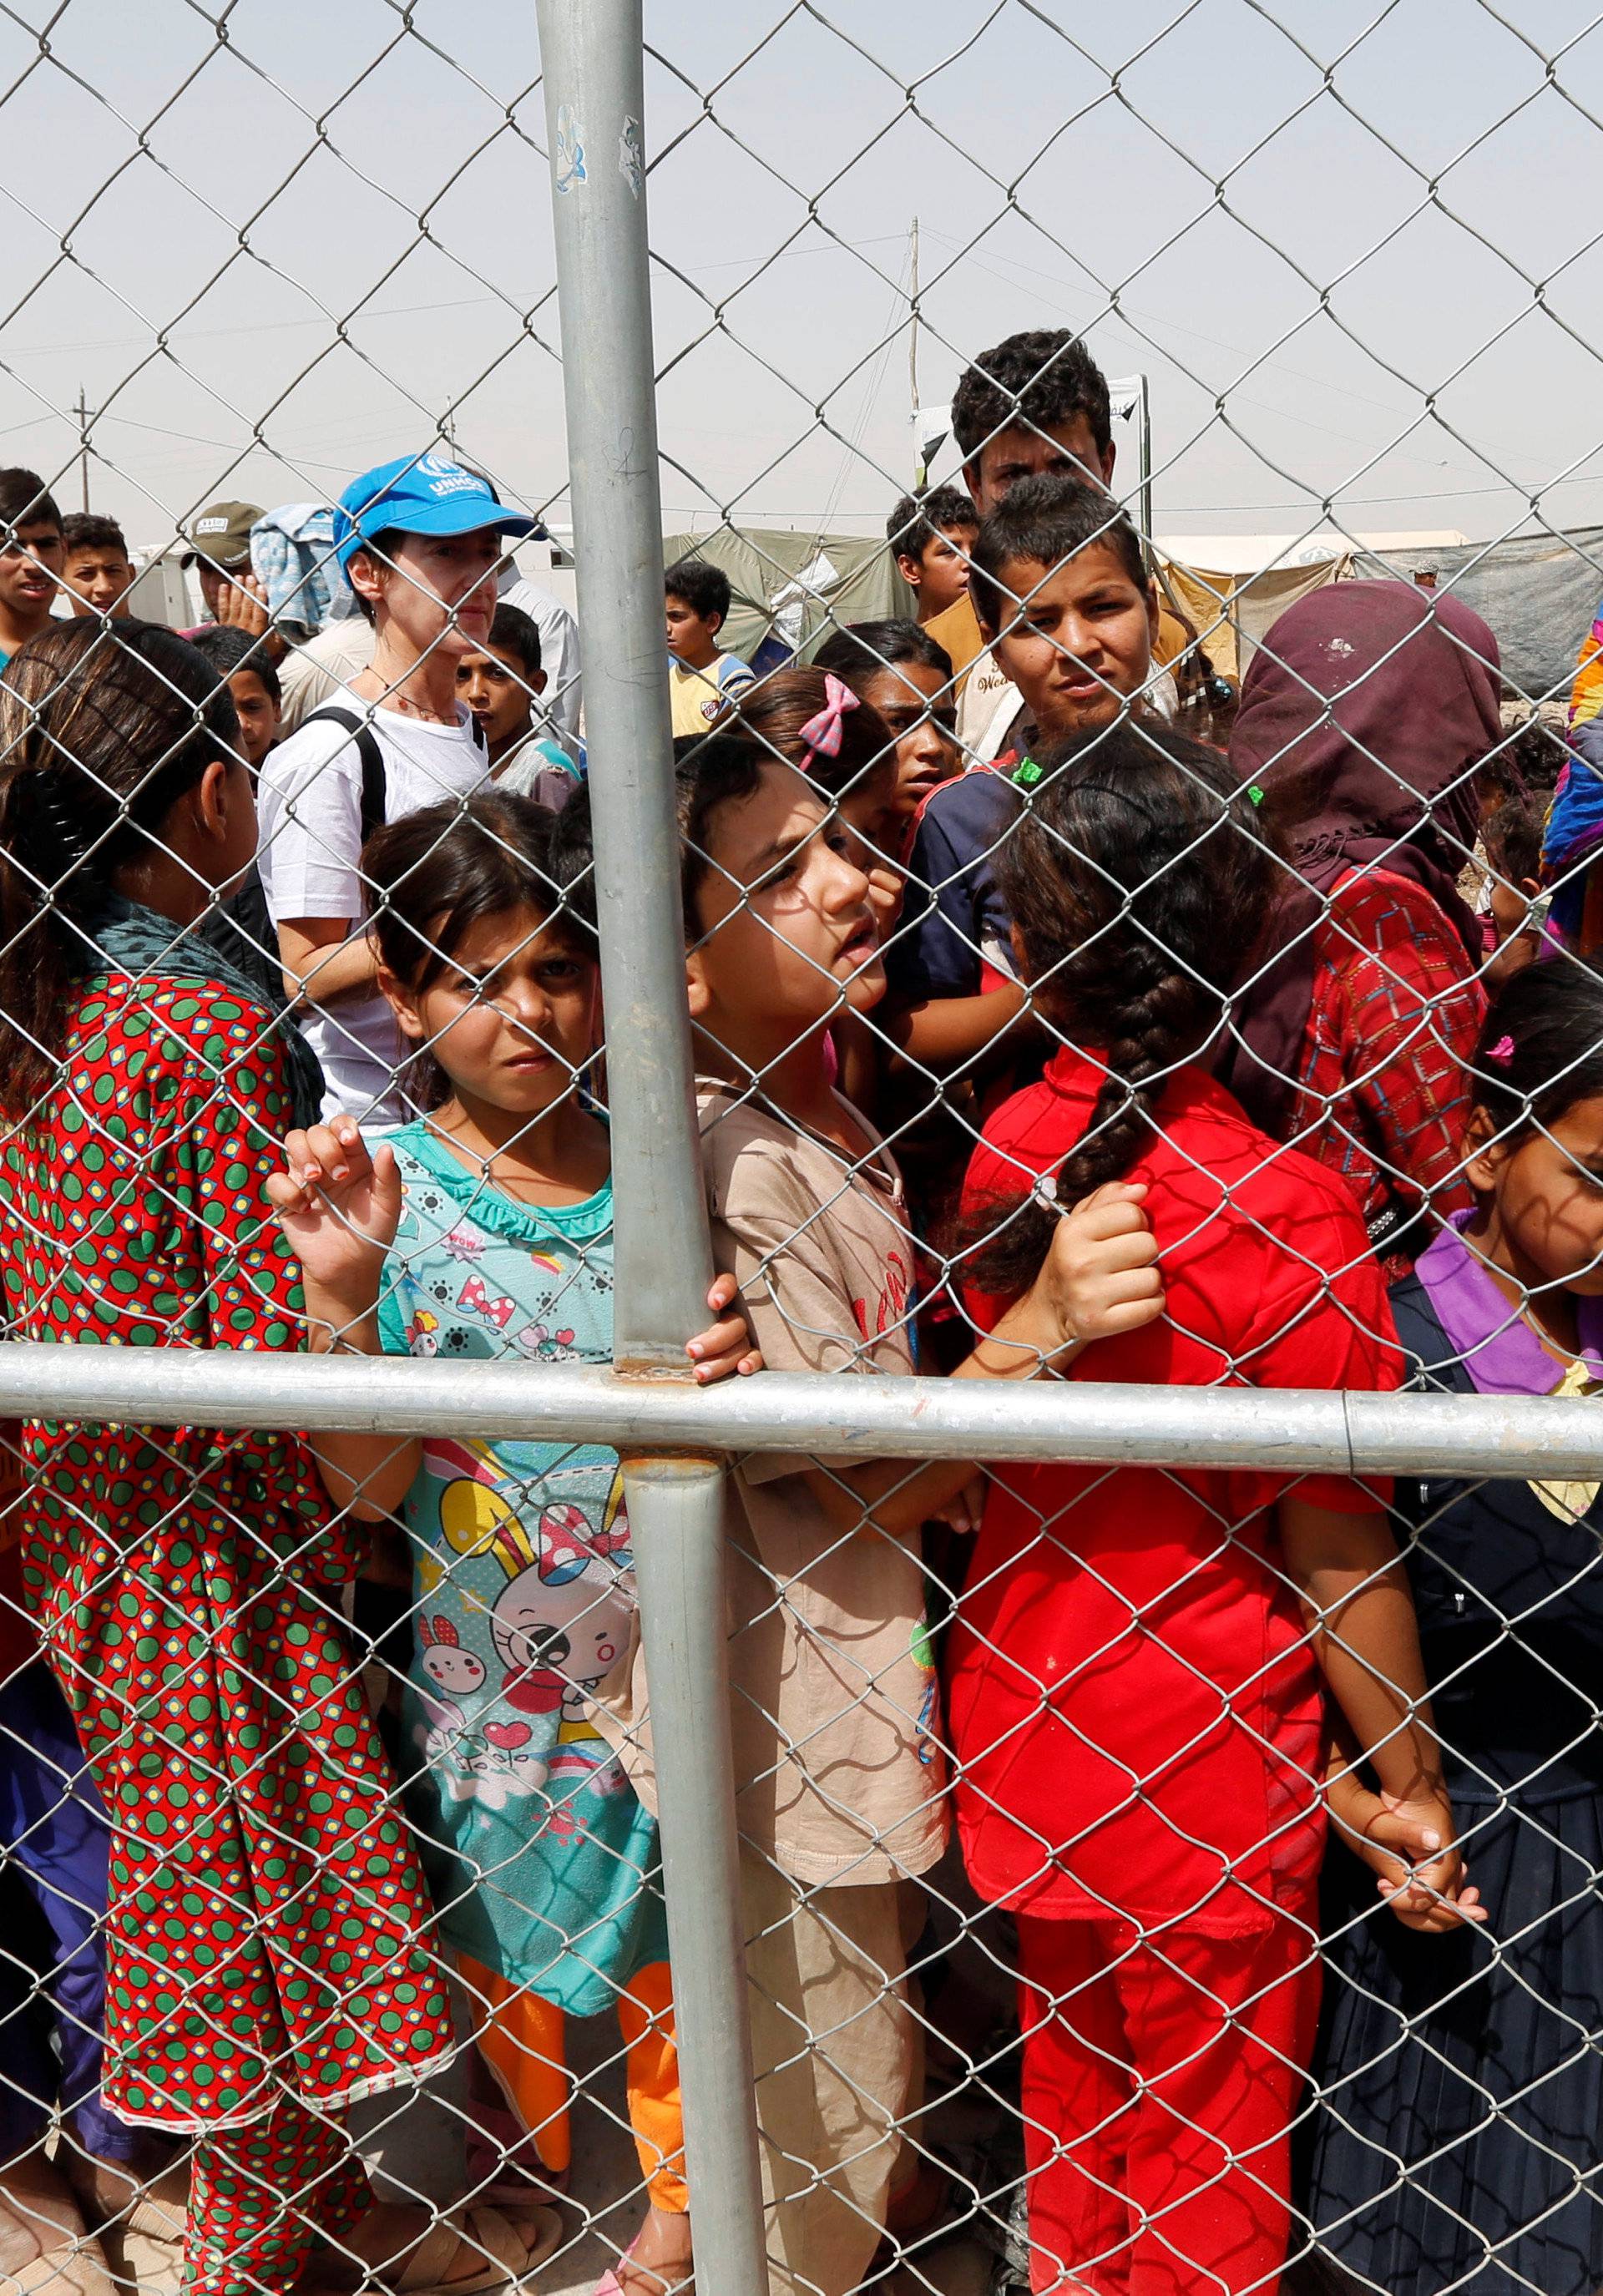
[257,452,537,1125]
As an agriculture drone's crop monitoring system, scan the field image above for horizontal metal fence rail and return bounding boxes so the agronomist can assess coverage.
[3,1345,1603,1480]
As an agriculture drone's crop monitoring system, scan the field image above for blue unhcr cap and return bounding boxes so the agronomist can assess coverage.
[333,452,539,569]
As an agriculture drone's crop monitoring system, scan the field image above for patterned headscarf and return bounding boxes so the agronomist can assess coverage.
[1219,580,1501,1135]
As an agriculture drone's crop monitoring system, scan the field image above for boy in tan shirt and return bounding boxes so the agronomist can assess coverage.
[577,738,1162,2295]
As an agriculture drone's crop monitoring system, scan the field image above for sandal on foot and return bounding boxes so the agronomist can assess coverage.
[463,2135,568,2213]
[593,2235,693,2296]
[308,2205,563,2296]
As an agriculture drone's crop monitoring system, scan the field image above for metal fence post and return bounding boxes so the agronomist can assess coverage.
[534,8,769,2292]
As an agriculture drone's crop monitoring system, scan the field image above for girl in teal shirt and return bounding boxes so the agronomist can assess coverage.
[269,789,759,2296]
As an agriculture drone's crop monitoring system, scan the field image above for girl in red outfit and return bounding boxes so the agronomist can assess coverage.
[0,623,551,2296]
[1221,580,1499,1259]
[949,724,1464,2296]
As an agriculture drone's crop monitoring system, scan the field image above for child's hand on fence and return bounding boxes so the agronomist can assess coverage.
[1328,1769,1486,1933]
[1031,1181,1165,1363]
[266,1116,402,1316]
[930,1473,989,1535]
[685,1272,763,1383]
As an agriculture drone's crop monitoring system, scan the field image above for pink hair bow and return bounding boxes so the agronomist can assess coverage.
[799,673,859,769]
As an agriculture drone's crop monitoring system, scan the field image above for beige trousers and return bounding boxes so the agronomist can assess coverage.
[741,1848,914,2296]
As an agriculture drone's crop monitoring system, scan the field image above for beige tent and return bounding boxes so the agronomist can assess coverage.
[662,528,916,664]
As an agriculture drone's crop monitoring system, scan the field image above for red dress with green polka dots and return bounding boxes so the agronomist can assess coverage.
[0,972,454,2131]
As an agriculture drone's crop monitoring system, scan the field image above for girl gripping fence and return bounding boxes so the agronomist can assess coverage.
[266,789,760,2296]
[949,723,1474,2296]
[1309,962,1603,2296]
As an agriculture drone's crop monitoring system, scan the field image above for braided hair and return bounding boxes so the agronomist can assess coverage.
[963,721,1278,1302]
[0,618,240,1113]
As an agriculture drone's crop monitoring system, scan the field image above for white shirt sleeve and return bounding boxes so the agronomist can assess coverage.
[255,719,365,924]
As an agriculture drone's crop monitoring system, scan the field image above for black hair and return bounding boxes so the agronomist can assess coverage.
[885,485,977,561]
[665,556,732,630]
[968,471,1146,638]
[1497,714,1569,799]
[0,619,242,1113]
[346,525,406,625]
[363,790,592,1111]
[486,601,542,679]
[61,513,129,558]
[1468,964,1603,1153]
[187,623,283,710]
[961,722,1277,1303]
[548,738,775,944]
[0,468,63,540]
[363,787,589,999]
[725,664,897,805]
[1481,797,1542,891]
[812,619,955,690]
[950,329,1112,468]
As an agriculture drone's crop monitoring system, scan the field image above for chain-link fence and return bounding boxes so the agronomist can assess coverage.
[3,6,1603,2296]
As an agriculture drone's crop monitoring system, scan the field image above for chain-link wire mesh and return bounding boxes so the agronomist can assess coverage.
[2,7,1603,2296]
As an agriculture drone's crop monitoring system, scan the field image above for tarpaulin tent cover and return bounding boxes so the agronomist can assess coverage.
[1158,556,1348,682]
[662,528,915,665]
[1347,528,1603,705]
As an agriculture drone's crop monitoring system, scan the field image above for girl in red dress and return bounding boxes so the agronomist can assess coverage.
[949,722,1470,2295]
[0,622,552,2296]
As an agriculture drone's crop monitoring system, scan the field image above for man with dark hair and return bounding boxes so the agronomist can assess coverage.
[0,469,63,668]
[886,485,978,625]
[924,330,1184,760]
[60,513,136,622]
[950,328,1114,506]
[923,331,1117,752]
[665,554,753,734]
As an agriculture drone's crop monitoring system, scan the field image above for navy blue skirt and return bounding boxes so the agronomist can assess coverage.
[1303,1786,1603,2293]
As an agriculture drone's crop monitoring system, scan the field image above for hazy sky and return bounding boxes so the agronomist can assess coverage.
[3,0,1603,557]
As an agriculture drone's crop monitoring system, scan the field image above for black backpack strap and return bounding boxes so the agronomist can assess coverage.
[303,705,387,846]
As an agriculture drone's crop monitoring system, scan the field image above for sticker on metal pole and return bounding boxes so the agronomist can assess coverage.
[555,103,586,192]
[618,115,644,199]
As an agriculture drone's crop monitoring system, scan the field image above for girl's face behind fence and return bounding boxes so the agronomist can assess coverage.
[1465,1090,1603,1297]
[383,902,598,1118]
[854,660,958,814]
[688,761,886,1048]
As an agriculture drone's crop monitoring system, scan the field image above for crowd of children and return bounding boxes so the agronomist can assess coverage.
[0,316,1597,2296]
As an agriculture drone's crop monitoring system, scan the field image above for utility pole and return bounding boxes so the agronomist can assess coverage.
[74,386,89,511]
[908,214,920,432]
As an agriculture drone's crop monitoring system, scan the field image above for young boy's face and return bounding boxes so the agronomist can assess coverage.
[665,591,721,670]
[688,761,885,1053]
[226,669,280,770]
[965,413,1114,518]
[898,523,976,623]
[0,518,63,630]
[457,641,546,751]
[984,542,1157,739]
[63,542,134,619]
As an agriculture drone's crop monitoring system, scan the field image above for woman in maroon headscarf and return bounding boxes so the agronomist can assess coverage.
[1221,580,1499,1257]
